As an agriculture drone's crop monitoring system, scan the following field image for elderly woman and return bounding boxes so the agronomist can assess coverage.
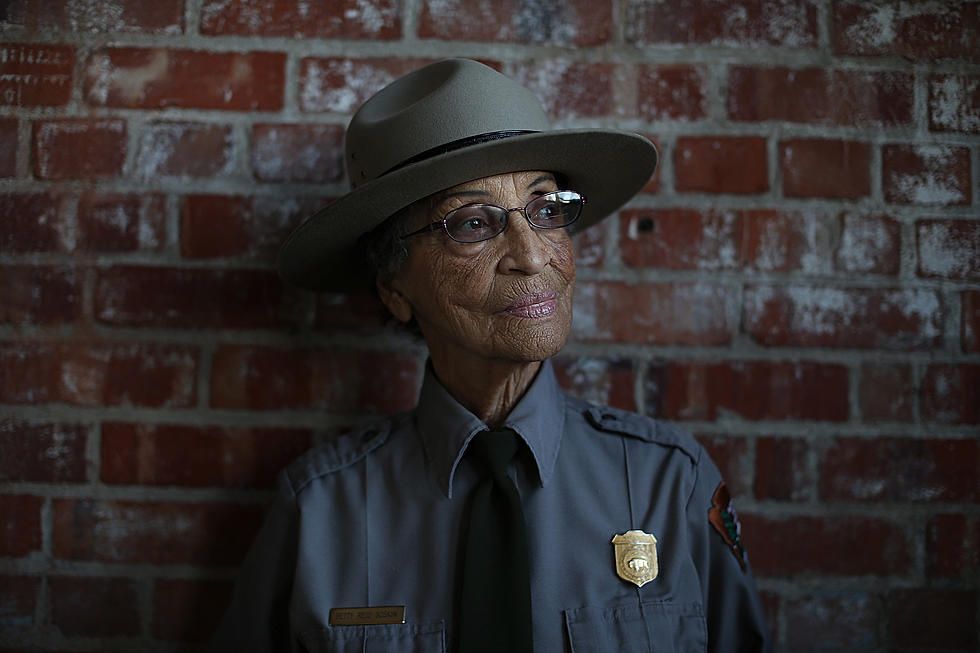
[212,59,771,652]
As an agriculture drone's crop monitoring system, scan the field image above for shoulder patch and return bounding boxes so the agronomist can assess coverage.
[580,402,701,464]
[285,419,392,495]
[708,481,747,572]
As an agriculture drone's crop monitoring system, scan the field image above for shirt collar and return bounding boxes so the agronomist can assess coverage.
[414,358,565,499]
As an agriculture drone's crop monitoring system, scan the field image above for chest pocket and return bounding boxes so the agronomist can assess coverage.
[565,600,706,653]
[299,622,446,653]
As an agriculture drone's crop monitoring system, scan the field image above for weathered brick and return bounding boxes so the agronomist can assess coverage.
[754,437,812,501]
[729,67,913,126]
[202,0,399,38]
[33,119,126,179]
[834,212,901,275]
[649,360,849,422]
[929,74,980,134]
[52,498,263,565]
[0,494,42,557]
[887,589,978,649]
[552,356,636,411]
[0,575,38,634]
[742,514,911,576]
[740,209,831,273]
[744,284,943,349]
[137,121,234,179]
[0,342,198,408]
[0,265,81,324]
[637,65,707,121]
[571,225,604,268]
[0,43,73,106]
[48,577,141,637]
[625,0,818,48]
[299,57,433,114]
[620,209,740,271]
[859,363,915,422]
[922,364,980,424]
[780,139,871,199]
[76,193,167,252]
[2,0,184,33]
[419,0,611,46]
[94,265,305,329]
[883,144,972,206]
[573,281,731,346]
[0,193,65,252]
[0,420,87,482]
[101,422,311,488]
[85,48,285,110]
[315,290,389,330]
[916,219,980,281]
[153,578,235,642]
[833,1,980,61]
[675,137,767,194]
[821,437,977,502]
[964,290,980,352]
[927,514,979,579]
[251,123,344,183]
[209,345,421,413]
[0,117,16,176]
[784,593,880,651]
[512,60,618,119]
[697,435,751,498]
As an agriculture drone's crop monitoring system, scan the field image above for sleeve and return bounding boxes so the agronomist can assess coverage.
[210,471,300,653]
[687,447,773,653]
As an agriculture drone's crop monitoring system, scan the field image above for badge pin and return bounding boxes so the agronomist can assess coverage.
[611,530,658,587]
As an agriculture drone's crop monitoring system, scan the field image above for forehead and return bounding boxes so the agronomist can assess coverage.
[434,170,557,199]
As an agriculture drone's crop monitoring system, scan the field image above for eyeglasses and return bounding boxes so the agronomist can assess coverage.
[400,190,587,244]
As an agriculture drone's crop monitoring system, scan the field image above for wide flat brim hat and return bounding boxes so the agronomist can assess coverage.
[278,58,658,291]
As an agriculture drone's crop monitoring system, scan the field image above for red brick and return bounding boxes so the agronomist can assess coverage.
[637,134,661,193]
[52,498,263,565]
[784,594,880,650]
[859,363,914,422]
[916,219,980,281]
[744,284,942,349]
[202,0,399,38]
[76,193,167,252]
[95,265,304,329]
[553,356,636,411]
[780,139,870,199]
[883,144,972,206]
[637,65,708,122]
[315,290,389,330]
[0,43,73,106]
[929,74,980,133]
[571,225,604,268]
[420,0,610,46]
[834,212,900,275]
[252,123,344,183]
[0,342,198,408]
[729,66,913,126]
[0,494,42,557]
[675,136,768,194]
[138,121,233,178]
[84,48,285,110]
[922,364,980,424]
[696,435,751,498]
[299,57,433,114]
[153,578,235,642]
[625,0,818,48]
[620,208,740,271]
[0,193,64,252]
[887,589,978,649]
[833,2,980,61]
[3,0,184,33]
[821,437,977,502]
[754,437,812,501]
[927,514,979,578]
[0,420,87,482]
[739,209,831,273]
[964,290,980,352]
[33,119,126,179]
[512,60,618,119]
[0,117,16,176]
[741,514,911,576]
[101,422,311,488]
[573,281,731,346]
[48,577,140,637]
[0,575,38,634]
[0,265,81,324]
[650,360,849,422]
[210,345,421,413]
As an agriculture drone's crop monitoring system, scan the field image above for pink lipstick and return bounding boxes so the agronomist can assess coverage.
[502,291,558,318]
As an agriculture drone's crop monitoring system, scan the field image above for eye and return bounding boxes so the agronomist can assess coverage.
[445,205,506,242]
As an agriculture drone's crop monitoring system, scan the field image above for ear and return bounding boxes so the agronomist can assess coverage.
[376,274,413,323]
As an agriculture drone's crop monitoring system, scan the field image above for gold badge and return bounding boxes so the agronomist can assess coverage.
[611,530,658,587]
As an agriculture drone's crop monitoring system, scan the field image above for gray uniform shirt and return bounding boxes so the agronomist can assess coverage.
[212,360,772,652]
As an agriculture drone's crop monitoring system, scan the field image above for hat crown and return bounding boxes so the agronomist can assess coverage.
[345,59,550,188]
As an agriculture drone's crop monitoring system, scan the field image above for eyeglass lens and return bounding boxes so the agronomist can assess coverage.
[444,191,584,243]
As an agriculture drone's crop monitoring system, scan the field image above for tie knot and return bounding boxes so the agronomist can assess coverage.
[468,429,519,477]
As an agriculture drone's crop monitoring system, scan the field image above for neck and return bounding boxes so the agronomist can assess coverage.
[428,354,542,428]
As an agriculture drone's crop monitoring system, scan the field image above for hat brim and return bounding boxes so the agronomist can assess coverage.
[278,129,657,291]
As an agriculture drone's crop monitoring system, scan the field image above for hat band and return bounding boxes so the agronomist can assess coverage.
[379,130,538,178]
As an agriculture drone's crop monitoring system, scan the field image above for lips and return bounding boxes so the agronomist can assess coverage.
[501,290,558,318]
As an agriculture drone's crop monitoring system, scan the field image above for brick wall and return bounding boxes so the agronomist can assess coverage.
[1,1,977,650]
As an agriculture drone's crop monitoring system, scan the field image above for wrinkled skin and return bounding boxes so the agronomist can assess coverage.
[377,171,577,426]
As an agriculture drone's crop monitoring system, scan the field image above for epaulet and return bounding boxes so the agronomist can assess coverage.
[577,400,702,465]
[283,418,394,495]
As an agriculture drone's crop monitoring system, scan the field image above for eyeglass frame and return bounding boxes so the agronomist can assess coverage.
[398,190,587,244]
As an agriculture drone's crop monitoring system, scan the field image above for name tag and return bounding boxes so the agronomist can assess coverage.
[329,606,406,626]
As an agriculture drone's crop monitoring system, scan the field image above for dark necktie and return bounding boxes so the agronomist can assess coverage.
[457,429,534,653]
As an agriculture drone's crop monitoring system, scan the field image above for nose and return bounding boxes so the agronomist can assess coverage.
[496,208,552,275]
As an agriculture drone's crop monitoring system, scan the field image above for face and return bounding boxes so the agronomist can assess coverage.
[379,171,577,370]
